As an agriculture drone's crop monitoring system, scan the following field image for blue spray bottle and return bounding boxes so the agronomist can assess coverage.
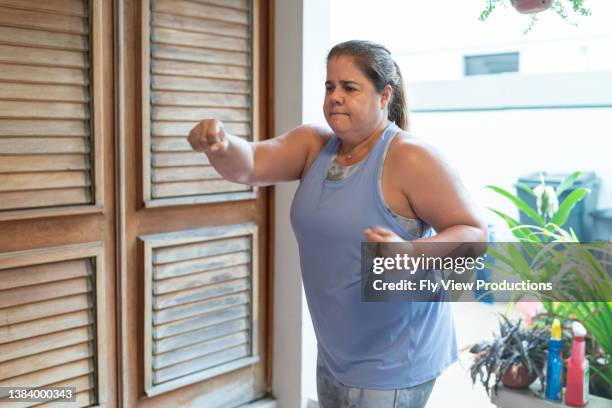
[545,318,563,401]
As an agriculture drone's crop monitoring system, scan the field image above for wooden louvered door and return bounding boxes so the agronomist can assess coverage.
[0,1,116,408]
[118,0,271,407]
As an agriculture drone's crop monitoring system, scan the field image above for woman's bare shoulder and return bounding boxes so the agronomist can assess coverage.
[291,123,333,147]
[294,124,333,176]
[284,123,334,159]
[388,130,446,167]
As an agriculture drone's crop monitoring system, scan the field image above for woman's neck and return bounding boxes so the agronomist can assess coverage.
[338,119,390,163]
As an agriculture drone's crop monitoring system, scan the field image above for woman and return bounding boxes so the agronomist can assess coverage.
[188,40,487,408]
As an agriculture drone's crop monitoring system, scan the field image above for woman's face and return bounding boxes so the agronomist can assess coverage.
[324,55,390,143]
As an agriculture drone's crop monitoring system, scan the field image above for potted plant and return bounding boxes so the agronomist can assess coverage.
[485,173,612,400]
[470,314,549,395]
[479,0,592,32]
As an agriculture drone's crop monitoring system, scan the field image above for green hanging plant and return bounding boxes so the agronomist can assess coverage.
[480,0,592,33]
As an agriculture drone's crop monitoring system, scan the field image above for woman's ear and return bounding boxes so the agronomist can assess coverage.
[381,84,393,110]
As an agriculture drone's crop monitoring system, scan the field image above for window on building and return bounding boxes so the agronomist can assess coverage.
[464,52,519,76]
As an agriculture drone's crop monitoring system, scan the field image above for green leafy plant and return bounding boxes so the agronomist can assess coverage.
[470,315,549,395]
[486,171,588,243]
[480,0,592,33]
[486,172,612,397]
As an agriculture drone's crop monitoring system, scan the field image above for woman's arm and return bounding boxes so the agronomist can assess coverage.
[188,119,328,186]
[365,136,488,256]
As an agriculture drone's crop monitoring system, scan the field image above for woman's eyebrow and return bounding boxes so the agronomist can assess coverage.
[324,80,360,86]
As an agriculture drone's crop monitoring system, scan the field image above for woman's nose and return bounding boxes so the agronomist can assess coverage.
[330,89,344,104]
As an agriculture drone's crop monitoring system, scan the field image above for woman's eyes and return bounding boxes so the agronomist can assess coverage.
[325,85,357,92]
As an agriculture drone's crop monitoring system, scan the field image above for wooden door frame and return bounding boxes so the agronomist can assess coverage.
[113,0,129,406]
[264,0,275,396]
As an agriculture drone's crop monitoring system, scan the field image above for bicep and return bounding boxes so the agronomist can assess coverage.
[250,125,322,186]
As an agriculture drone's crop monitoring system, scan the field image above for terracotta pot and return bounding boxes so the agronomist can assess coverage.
[511,0,554,14]
[502,364,537,389]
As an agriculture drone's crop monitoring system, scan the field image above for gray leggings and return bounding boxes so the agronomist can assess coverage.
[316,357,436,408]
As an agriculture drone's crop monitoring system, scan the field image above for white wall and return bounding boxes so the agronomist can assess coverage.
[273,0,303,406]
[300,0,330,406]
[273,0,329,407]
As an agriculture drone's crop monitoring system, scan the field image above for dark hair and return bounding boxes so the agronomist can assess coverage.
[327,40,409,130]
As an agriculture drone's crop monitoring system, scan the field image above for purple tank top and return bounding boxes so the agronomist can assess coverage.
[290,122,457,388]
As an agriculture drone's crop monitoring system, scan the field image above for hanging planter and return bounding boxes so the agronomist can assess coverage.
[479,0,592,33]
[511,0,554,14]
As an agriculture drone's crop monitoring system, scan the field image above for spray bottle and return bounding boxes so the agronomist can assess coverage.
[565,321,589,407]
[545,318,563,401]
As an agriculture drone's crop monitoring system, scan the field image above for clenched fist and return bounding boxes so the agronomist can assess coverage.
[188,119,229,153]
[364,226,404,243]
[365,226,415,261]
